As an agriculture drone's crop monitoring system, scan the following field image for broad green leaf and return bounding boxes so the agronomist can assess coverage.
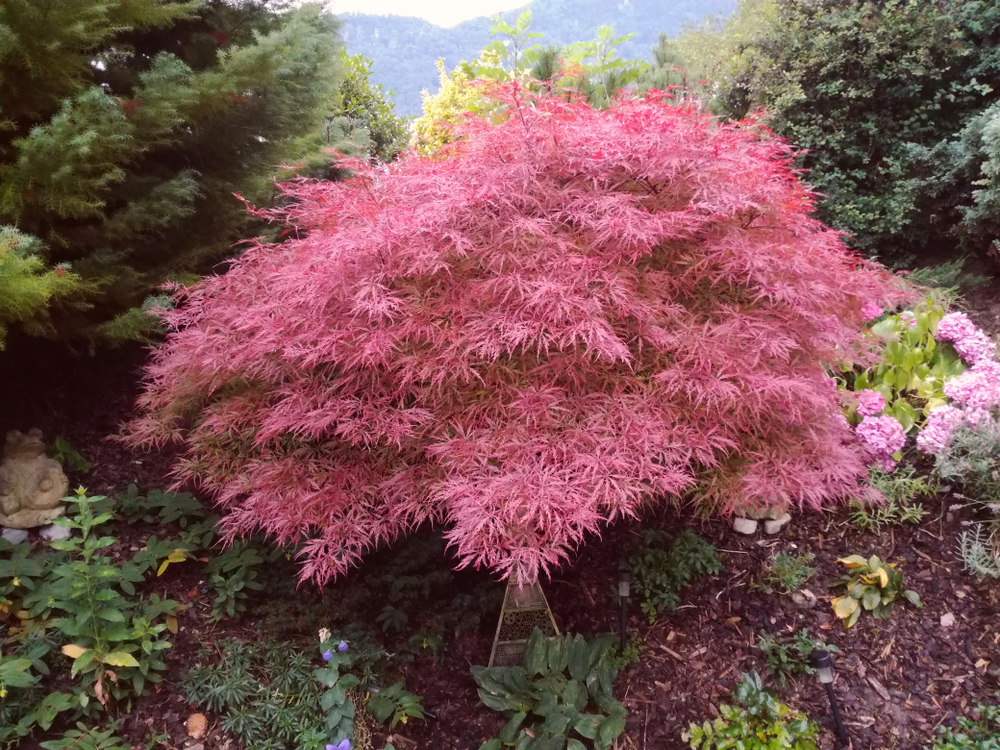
[102,652,140,667]
[524,629,548,676]
[846,606,862,628]
[902,589,923,608]
[832,596,858,619]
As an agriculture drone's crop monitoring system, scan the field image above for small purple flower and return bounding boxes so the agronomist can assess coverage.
[326,741,351,750]
[322,650,334,662]
[337,640,349,652]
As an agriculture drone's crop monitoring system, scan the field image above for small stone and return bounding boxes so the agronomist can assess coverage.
[733,517,758,535]
[1,527,29,544]
[764,513,792,534]
[940,613,956,628]
[39,524,72,542]
[790,588,817,609]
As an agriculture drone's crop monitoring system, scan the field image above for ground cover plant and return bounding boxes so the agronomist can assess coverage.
[757,552,815,595]
[682,671,819,750]
[629,529,721,622]
[848,466,933,532]
[127,82,908,587]
[756,629,838,687]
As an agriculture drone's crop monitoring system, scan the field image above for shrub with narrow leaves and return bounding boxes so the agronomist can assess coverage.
[127,84,908,585]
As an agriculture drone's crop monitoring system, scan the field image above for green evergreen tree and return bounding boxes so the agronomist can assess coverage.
[0,0,343,342]
[671,0,1000,266]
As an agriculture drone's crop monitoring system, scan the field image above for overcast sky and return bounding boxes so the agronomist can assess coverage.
[324,0,528,27]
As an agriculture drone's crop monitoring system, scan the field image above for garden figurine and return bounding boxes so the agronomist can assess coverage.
[0,429,69,529]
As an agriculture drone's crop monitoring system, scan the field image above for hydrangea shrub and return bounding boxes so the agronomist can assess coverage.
[917,311,1000,456]
[127,85,907,584]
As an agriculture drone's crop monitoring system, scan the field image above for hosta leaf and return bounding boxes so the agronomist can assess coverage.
[837,555,868,568]
[832,596,858,619]
[862,587,881,611]
[525,629,548,676]
[499,712,527,743]
[846,606,862,628]
[902,589,923,607]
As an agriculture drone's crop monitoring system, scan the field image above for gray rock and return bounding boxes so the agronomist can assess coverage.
[733,517,758,535]
[764,513,792,534]
[1,527,29,544]
[39,523,72,542]
[790,588,817,609]
[940,612,956,628]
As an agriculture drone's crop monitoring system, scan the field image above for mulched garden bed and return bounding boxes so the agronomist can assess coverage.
[3,277,1000,750]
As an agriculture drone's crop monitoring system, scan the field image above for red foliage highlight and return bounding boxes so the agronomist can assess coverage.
[127,86,909,585]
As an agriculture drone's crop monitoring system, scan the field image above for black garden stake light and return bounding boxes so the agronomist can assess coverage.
[811,649,849,747]
[617,568,631,652]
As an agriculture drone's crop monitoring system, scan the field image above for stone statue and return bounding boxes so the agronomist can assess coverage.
[0,429,69,529]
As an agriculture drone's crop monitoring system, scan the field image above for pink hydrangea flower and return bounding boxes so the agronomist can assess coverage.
[916,405,965,455]
[855,415,906,470]
[953,329,996,366]
[943,361,1000,410]
[855,389,886,417]
[935,311,978,343]
[861,302,883,320]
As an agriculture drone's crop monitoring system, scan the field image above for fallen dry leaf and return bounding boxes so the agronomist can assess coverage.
[188,713,208,740]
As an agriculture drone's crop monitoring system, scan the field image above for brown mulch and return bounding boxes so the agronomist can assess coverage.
[2,276,1000,750]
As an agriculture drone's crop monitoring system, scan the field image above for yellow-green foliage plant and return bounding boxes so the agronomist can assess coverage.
[830,555,922,627]
[841,297,964,433]
[0,227,82,347]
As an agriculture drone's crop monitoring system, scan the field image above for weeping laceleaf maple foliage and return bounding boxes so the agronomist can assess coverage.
[127,85,909,585]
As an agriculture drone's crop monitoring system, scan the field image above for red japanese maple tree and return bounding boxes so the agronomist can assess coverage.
[128,86,908,585]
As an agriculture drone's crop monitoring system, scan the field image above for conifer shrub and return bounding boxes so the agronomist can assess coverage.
[128,85,909,585]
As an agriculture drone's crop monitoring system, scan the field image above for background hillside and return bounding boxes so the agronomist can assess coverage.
[341,0,738,115]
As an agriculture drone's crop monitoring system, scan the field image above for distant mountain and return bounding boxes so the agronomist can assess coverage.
[340,0,738,116]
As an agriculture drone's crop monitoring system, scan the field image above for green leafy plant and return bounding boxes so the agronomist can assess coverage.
[830,555,922,627]
[39,724,129,750]
[844,298,964,434]
[756,630,839,687]
[204,543,267,621]
[315,634,360,749]
[937,420,1000,508]
[113,485,207,527]
[47,437,92,473]
[367,681,425,728]
[958,524,1000,580]
[849,466,934,533]
[47,491,179,705]
[607,633,645,671]
[682,671,818,750]
[182,639,327,750]
[630,529,722,623]
[376,605,409,634]
[758,552,815,595]
[930,697,1000,750]
[472,628,627,750]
